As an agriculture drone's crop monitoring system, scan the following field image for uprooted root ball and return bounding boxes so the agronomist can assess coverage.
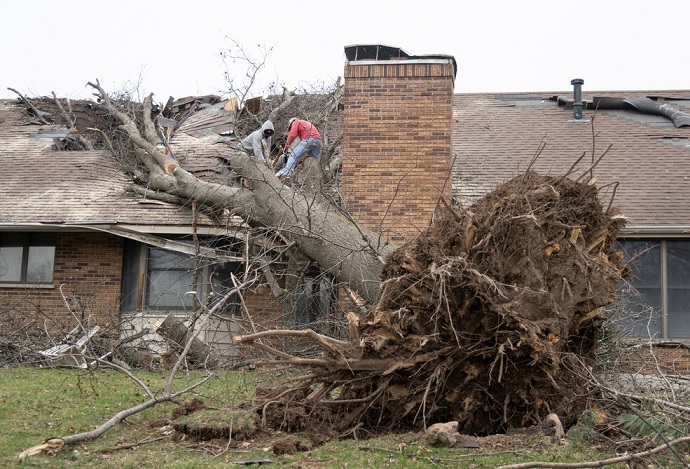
[251,170,627,438]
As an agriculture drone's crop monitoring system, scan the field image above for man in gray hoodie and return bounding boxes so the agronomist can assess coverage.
[239,120,274,163]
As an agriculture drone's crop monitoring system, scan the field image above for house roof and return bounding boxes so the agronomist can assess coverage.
[169,100,239,184]
[0,99,232,235]
[452,89,690,234]
[7,82,690,240]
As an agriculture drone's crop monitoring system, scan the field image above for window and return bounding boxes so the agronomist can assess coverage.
[294,267,336,332]
[146,247,201,309]
[0,233,56,284]
[615,239,690,339]
[121,238,243,313]
[208,258,244,315]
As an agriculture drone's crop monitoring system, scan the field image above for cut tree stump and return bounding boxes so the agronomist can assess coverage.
[156,314,220,369]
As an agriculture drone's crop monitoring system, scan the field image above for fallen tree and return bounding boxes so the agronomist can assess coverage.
[235,170,628,437]
[17,83,628,448]
[85,80,391,305]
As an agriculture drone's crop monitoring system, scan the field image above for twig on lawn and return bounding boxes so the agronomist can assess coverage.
[495,435,690,468]
[97,435,171,453]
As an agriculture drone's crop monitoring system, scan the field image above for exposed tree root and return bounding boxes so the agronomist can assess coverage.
[236,170,628,438]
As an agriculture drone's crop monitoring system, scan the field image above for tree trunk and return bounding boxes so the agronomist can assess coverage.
[88,82,394,305]
[156,314,220,368]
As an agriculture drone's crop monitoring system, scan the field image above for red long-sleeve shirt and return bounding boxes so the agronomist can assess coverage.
[285,119,321,149]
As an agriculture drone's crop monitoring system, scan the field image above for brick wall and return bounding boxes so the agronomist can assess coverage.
[342,60,455,243]
[0,232,123,333]
[618,344,690,375]
[242,283,286,330]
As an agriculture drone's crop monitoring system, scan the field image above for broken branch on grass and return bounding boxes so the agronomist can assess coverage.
[97,435,171,453]
[95,357,155,399]
[495,435,690,468]
[234,328,350,359]
[18,375,214,459]
[18,273,244,459]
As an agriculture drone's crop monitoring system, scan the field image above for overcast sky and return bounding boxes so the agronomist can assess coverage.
[2,0,688,103]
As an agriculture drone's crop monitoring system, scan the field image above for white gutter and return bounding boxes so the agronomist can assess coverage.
[0,223,245,261]
[619,226,690,237]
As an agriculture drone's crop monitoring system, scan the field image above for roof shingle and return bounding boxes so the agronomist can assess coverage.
[453,90,690,230]
[0,100,215,229]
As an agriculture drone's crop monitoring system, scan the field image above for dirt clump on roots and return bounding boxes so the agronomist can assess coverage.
[242,170,628,439]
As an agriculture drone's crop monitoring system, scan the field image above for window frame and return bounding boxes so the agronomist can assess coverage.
[0,232,56,286]
[616,238,690,341]
[145,245,202,311]
[121,237,244,314]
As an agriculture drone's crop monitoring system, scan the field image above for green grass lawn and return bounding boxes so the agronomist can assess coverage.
[0,367,661,468]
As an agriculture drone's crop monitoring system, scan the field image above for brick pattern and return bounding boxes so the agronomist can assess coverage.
[618,345,690,375]
[342,61,455,244]
[0,232,123,332]
[242,283,286,329]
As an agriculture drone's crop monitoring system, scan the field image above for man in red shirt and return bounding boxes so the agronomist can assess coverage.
[275,118,323,180]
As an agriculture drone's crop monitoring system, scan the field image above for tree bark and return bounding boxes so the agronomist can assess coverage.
[156,314,220,368]
[88,82,395,304]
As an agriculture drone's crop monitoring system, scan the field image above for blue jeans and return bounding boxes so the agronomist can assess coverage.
[276,138,323,178]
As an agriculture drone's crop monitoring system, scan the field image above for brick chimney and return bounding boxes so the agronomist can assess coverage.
[342,45,456,244]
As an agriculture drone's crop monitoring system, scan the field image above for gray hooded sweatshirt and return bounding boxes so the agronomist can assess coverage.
[240,120,274,162]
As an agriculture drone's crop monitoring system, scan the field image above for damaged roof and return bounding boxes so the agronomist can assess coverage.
[6,80,690,237]
[452,89,690,232]
[0,99,232,233]
[168,100,239,184]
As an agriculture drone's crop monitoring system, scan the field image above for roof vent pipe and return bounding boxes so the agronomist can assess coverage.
[571,78,584,120]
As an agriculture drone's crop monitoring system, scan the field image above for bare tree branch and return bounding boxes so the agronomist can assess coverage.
[495,435,690,468]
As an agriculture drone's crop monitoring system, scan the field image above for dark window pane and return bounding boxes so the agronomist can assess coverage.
[143,239,244,311]
[294,268,335,332]
[147,270,196,308]
[614,240,662,338]
[146,247,200,309]
[0,233,55,283]
[667,240,690,287]
[667,240,690,337]
[668,288,690,337]
[31,232,57,246]
[120,240,142,311]
[622,287,663,338]
[624,241,660,286]
[209,260,243,315]
[0,233,24,246]
[149,248,195,271]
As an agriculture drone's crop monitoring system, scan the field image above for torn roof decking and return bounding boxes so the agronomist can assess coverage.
[0,100,236,233]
